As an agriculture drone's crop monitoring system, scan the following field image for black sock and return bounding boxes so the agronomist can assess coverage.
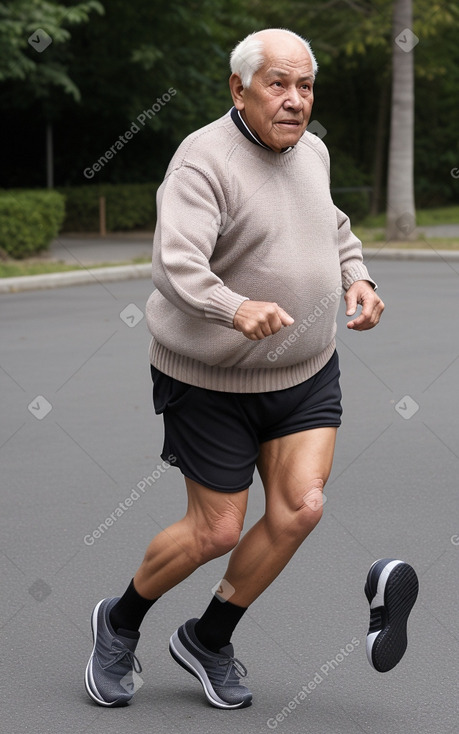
[194,595,248,653]
[109,579,158,633]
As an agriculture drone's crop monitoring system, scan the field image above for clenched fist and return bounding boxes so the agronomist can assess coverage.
[233,300,294,341]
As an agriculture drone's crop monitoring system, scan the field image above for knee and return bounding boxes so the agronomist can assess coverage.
[283,478,326,539]
[195,514,243,564]
[301,479,325,522]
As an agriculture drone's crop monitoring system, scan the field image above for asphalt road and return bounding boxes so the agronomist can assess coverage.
[1,258,458,734]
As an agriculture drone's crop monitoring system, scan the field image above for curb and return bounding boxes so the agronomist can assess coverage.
[1,249,459,294]
[363,248,459,261]
[0,263,151,294]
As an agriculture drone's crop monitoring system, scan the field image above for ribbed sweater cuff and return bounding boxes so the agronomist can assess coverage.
[341,263,377,291]
[205,285,249,327]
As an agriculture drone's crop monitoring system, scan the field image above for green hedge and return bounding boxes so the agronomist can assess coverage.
[0,190,66,259]
[58,183,159,232]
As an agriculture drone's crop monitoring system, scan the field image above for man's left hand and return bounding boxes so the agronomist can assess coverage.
[345,280,384,331]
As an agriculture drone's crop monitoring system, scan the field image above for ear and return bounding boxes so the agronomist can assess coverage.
[229,73,245,110]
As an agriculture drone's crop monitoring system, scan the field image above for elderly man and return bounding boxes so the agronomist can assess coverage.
[85,28,385,710]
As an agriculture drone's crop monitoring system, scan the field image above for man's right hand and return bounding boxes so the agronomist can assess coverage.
[233,300,294,341]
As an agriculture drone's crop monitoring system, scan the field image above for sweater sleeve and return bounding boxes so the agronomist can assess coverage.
[152,164,249,327]
[336,206,377,291]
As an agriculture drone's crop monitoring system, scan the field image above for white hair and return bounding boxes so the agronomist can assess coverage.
[230,29,318,88]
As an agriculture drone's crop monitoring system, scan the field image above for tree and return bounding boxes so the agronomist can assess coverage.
[0,0,104,98]
[385,0,416,240]
[19,0,258,186]
[0,0,104,187]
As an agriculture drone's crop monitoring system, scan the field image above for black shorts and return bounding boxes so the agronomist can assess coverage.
[151,351,342,493]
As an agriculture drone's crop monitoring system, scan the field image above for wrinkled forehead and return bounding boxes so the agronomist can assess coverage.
[257,35,314,78]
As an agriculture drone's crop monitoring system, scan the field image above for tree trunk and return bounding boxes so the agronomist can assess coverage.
[385,0,417,240]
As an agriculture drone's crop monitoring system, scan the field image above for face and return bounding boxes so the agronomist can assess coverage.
[230,33,315,153]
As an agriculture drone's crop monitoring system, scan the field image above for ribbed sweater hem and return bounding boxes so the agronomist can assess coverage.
[149,339,337,393]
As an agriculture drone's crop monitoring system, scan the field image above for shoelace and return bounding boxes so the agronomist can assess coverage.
[102,639,142,674]
[218,655,247,686]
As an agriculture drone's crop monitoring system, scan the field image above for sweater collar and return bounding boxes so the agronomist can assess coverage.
[230,107,294,155]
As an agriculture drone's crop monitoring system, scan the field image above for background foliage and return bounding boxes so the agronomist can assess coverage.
[1,0,458,215]
[0,189,65,257]
[57,182,159,231]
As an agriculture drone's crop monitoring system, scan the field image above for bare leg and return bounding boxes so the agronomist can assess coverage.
[134,478,248,599]
[222,427,337,607]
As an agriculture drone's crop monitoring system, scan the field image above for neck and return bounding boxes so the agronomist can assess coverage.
[232,108,293,154]
[239,110,273,151]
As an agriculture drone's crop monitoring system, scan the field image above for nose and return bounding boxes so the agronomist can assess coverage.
[283,86,303,111]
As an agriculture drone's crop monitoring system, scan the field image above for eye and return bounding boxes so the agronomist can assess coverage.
[273,81,283,88]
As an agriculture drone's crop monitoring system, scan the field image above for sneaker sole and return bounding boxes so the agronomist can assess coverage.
[84,599,130,707]
[365,559,418,672]
[169,630,252,709]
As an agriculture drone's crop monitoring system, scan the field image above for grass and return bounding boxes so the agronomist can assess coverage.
[0,256,150,278]
[353,205,459,250]
[359,205,459,229]
[353,227,459,250]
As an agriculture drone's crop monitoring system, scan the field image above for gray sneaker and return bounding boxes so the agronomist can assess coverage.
[84,597,142,707]
[169,618,252,709]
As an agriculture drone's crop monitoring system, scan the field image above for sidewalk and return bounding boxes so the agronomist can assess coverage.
[48,230,154,265]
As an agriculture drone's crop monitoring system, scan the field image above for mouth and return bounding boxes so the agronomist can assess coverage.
[276,120,302,129]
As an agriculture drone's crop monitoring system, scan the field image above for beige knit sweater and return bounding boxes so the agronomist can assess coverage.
[146,110,375,392]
